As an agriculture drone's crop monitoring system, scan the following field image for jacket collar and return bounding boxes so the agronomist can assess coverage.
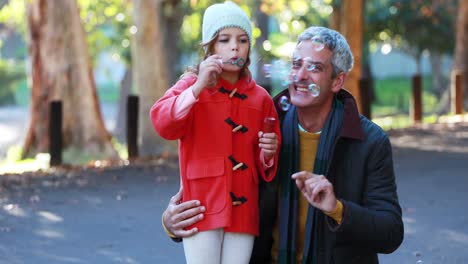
[216,75,256,92]
[273,88,364,141]
[336,89,364,140]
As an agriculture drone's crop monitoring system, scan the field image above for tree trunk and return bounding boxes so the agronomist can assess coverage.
[114,68,132,142]
[131,0,175,157]
[453,0,468,106]
[415,53,422,76]
[430,51,448,97]
[160,0,184,85]
[23,0,116,160]
[339,0,363,111]
[329,1,341,31]
[253,0,271,93]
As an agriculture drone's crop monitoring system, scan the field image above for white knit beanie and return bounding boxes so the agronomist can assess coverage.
[202,1,252,45]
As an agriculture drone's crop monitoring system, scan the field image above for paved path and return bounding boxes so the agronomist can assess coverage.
[1,119,468,263]
[380,122,468,264]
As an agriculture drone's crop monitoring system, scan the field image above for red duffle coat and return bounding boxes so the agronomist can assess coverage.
[150,75,280,236]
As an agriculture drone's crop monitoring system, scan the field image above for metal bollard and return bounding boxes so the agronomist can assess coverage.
[127,95,139,159]
[49,101,62,166]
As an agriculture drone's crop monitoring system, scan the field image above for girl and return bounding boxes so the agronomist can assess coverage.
[150,2,280,263]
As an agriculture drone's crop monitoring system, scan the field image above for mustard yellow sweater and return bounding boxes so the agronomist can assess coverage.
[272,130,343,263]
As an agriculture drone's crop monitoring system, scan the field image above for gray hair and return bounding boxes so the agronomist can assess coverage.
[297,26,354,78]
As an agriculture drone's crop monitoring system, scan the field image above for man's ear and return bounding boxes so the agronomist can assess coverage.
[331,72,346,93]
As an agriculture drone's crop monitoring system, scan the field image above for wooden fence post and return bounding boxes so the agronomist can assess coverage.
[451,71,464,115]
[49,101,62,166]
[127,95,139,159]
[359,78,372,120]
[411,75,422,123]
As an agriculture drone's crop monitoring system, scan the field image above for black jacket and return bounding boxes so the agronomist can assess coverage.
[250,89,404,264]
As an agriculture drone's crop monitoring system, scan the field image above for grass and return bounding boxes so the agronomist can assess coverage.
[372,114,440,131]
[372,75,438,116]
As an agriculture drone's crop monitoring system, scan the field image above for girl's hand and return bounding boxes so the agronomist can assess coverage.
[191,55,223,98]
[258,131,278,161]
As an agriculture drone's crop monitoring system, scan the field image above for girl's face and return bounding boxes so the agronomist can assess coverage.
[213,27,250,72]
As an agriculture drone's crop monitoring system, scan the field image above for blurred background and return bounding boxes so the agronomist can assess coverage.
[0,0,466,172]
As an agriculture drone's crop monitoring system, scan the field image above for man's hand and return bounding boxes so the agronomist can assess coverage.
[291,171,337,213]
[163,188,205,238]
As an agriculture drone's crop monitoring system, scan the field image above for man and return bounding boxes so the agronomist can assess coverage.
[161,26,404,264]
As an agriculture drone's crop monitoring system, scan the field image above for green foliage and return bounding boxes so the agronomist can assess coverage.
[180,12,202,55]
[0,0,26,33]
[179,0,333,69]
[0,59,25,105]
[366,0,457,55]
[266,0,332,58]
[6,145,23,162]
[112,137,128,160]
[0,145,40,175]
[78,0,132,65]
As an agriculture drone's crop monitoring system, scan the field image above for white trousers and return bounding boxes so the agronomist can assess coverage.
[183,229,254,264]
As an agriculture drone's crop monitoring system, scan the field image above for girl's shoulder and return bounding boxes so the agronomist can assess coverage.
[172,74,197,90]
[179,73,198,84]
[252,83,272,98]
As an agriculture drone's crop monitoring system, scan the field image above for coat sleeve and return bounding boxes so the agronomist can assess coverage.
[150,76,197,140]
[327,135,404,254]
[256,93,281,183]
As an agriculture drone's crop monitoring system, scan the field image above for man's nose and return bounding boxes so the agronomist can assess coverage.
[296,64,308,80]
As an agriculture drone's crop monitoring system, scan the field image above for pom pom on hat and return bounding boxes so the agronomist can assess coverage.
[202,1,252,44]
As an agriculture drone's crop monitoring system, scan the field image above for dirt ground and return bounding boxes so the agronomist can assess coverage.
[1,121,468,263]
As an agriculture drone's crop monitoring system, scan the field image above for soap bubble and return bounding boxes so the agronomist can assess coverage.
[311,36,325,51]
[279,95,291,111]
[306,63,318,72]
[263,60,292,87]
[263,64,271,78]
[280,78,291,87]
[308,83,320,97]
[290,74,320,97]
